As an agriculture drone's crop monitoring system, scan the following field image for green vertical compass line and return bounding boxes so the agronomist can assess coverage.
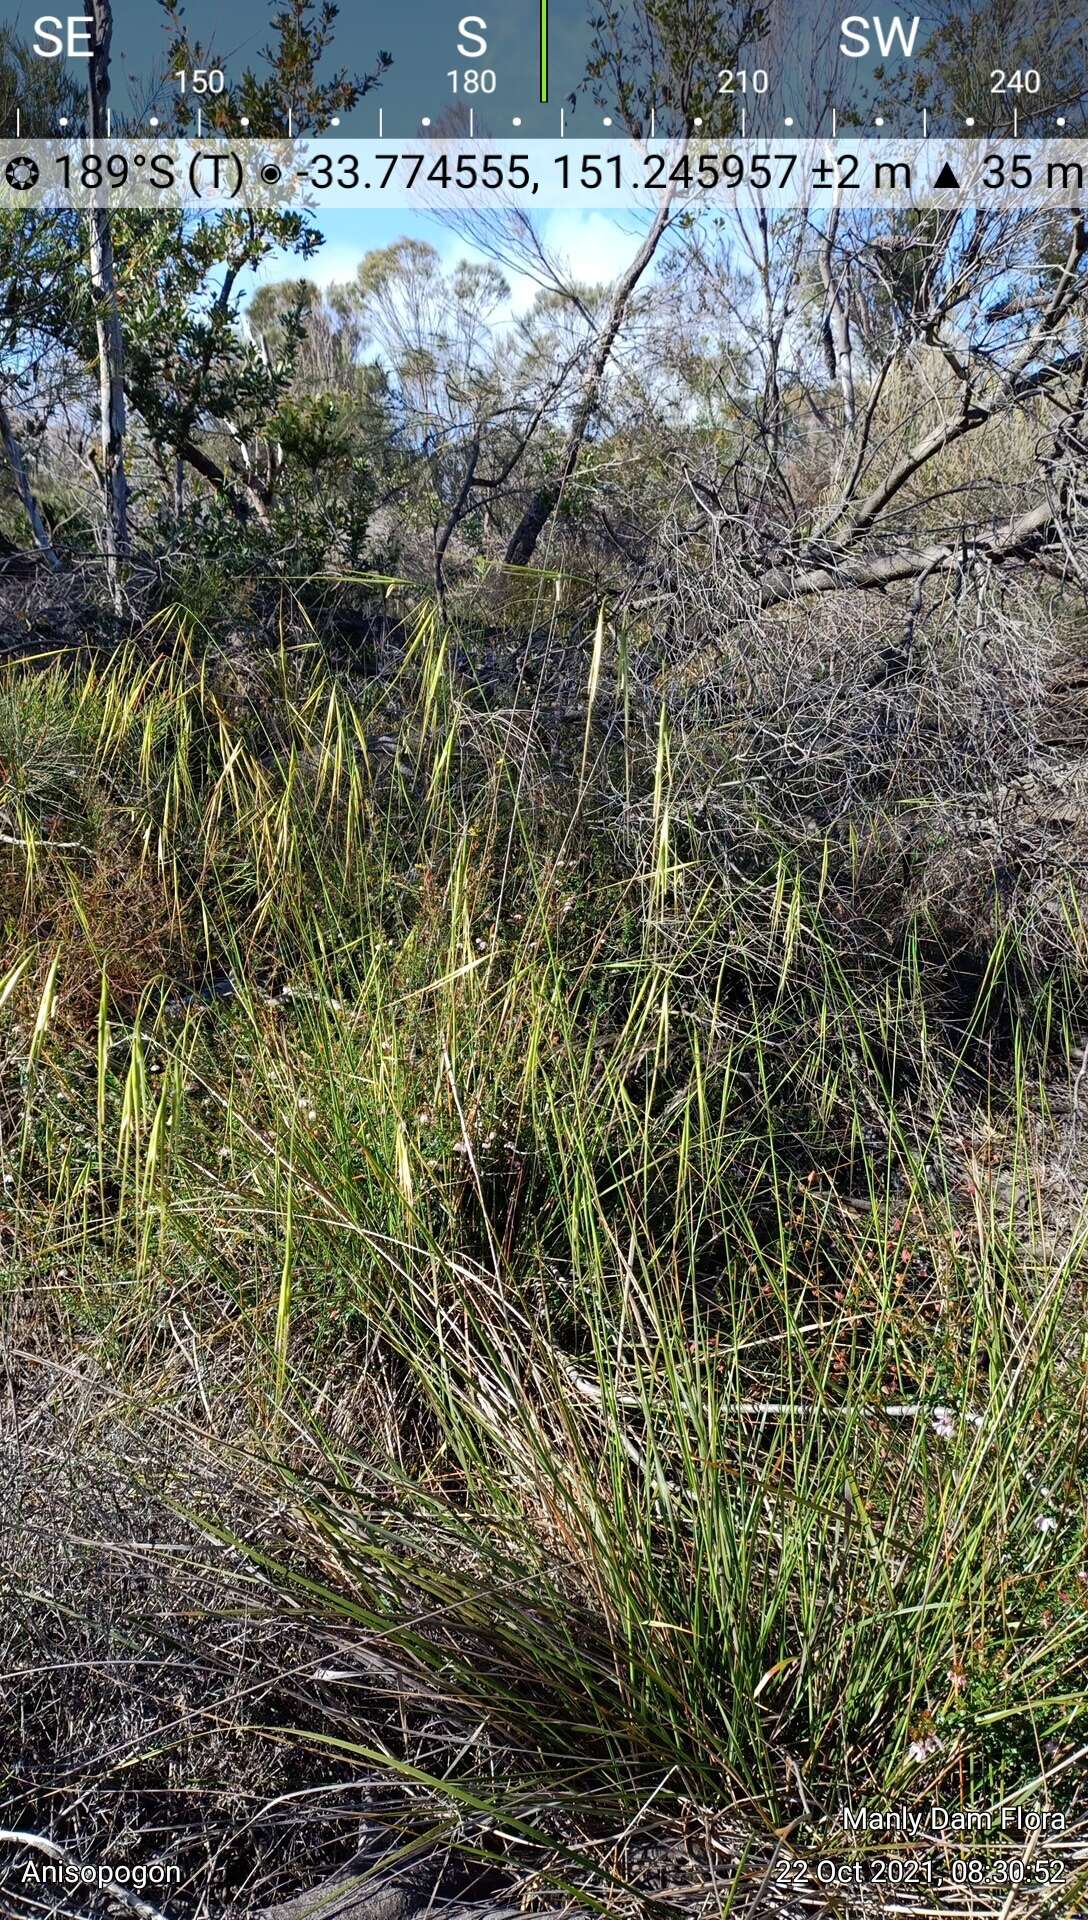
[539,0,549,102]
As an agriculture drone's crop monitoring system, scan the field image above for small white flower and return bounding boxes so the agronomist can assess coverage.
[931,1406,955,1441]
[1035,1515,1058,1534]
[964,1409,984,1428]
[907,1733,943,1765]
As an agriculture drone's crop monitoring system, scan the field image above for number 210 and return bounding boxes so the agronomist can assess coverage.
[717,69,768,94]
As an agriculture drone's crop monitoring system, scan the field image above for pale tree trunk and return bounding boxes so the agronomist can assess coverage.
[0,393,61,570]
[87,0,129,609]
[504,188,676,569]
[818,208,856,433]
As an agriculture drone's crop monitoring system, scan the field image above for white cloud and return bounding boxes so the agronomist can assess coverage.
[538,210,647,289]
[428,226,539,319]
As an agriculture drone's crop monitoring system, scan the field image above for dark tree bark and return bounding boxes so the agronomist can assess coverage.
[177,437,271,526]
[817,208,856,432]
[504,190,675,569]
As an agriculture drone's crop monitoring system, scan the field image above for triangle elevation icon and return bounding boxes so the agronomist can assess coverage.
[933,162,960,189]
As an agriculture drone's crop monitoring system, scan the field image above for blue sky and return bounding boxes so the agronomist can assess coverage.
[250,204,655,312]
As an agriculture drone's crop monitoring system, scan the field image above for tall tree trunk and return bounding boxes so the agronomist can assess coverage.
[818,209,856,433]
[504,190,675,569]
[0,394,61,570]
[433,430,480,604]
[87,0,129,610]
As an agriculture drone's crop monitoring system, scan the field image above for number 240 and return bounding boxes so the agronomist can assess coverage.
[991,68,1041,91]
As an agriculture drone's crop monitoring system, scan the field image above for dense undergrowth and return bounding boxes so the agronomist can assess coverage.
[4,598,1088,1916]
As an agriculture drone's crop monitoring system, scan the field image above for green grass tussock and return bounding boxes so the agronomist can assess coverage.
[4,606,1088,1914]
